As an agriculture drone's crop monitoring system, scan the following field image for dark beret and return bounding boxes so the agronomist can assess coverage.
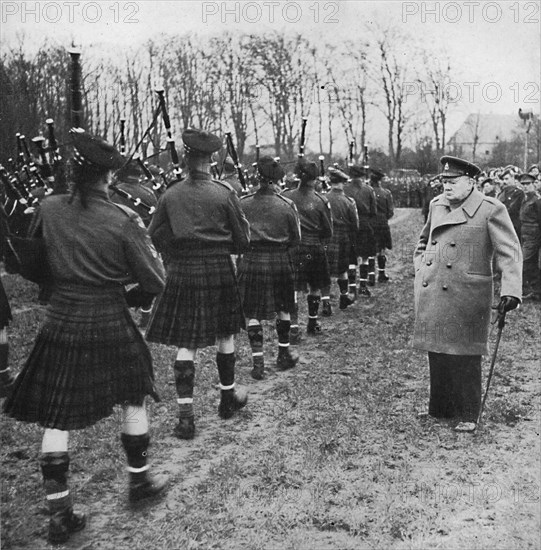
[519,173,536,184]
[182,128,222,155]
[70,128,125,170]
[257,156,285,181]
[440,155,481,179]
[296,159,318,180]
[349,165,367,178]
[370,168,385,181]
[328,167,349,184]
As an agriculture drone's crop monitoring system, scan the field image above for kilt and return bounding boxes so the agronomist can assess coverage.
[237,244,295,320]
[146,250,244,349]
[428,352,481,422]
[3,285,158,431]
[372,222,392,251]
[0,277,12,329]
[291,243,331,292]
[356,218,376,258]
[325,227,351,277]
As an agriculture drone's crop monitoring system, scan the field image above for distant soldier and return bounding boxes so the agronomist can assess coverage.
[344,165,377,295]
[147,128,250,440]
[519,173,541,301]
[284,159,333,338]
[238,156,301,379]
[321,167,359,315]
[422,176,443,222]
[369,168,394,282]
[498,167,525,240]
[221,157,244,197]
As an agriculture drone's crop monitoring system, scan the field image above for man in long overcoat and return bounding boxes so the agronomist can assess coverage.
[413,156,522,424]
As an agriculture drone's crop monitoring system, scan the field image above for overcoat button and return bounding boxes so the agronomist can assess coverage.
[432,240,437,245]
[450,242,456,247]
[422,282,428,287]
[442,285,448,290]
[427,261,432,266]
[446,263,452,268]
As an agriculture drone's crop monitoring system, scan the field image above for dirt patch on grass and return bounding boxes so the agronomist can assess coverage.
[1,208,540,549]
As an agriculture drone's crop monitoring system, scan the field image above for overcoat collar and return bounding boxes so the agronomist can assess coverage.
[431,188,484,232]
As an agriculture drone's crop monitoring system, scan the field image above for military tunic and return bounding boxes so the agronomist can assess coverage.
[283,184,333,291]
[4,189,165,430]
[497,185,525,240]
[344,177,377,257]
[238,186,301,319]
[520,191,541,295]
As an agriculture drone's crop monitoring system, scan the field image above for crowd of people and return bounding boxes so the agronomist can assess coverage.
[0,126,537,545]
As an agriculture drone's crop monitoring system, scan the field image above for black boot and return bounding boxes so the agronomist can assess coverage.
[173,360,195,439]
[247,324,265,380]
[0,343,16,399]
[377,255,389,282]
[217,353,247,419]
[121,433,168,503]
[337,279,353,310]
[306,295,322,334]
[40,452,86,544]
[275,319,299,371]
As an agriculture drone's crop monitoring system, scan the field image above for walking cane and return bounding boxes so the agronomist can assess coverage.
[455,310,507,433]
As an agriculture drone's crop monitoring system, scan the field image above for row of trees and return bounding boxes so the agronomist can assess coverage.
[0,26,502,172]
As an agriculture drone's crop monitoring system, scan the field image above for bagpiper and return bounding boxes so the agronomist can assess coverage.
[320,167,359,315]
[3,129,168,543]
[146,128,250,440]
[238,156,301,379]
[283,159,333,338]
[344,165,377,296]
[369,168,394,282]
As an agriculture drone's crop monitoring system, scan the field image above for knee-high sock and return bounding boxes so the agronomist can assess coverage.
[359,264,369,288]
[173,360,195,417]
[121,433,150,483]
[337,279,348,295]
[40,452,71,513]
[247,324,264,365]
[307,295,321,319]
[216,352,235,389]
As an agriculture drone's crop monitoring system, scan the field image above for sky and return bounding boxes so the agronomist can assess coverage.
[1,0,539,148]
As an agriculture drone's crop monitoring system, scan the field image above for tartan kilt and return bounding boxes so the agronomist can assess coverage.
[291,243,331,292]
[372,222,393,250]
[356,219,376,258]
[3,285,158,431]
[237,245,295,320]
[146,251,244,349]
[325,227,351,277]
[0,277,12,329]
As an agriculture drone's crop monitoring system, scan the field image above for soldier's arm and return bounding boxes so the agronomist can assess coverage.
[488,202,522,301]
[227,191,251,253]
[123,214,166,296]
[370,188,377,217]
[288,203,302,247]
[320,198,333,241]
[348,199,360,231]
[147,194,172,255]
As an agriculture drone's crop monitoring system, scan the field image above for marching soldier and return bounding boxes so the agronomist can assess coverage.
[146,128,250,440]
[413,156,522,426]
[284,159,333,338]
[238,156,301,379]
[498,167,525,240]
[369,168,394,282]
[321,167,358,315]
[221,157,244,197]
[344,165,377,296]
[519,173,541,301]
[3,129,167,543]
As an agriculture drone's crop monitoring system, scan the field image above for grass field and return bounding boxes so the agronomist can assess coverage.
[1,208,540,550]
